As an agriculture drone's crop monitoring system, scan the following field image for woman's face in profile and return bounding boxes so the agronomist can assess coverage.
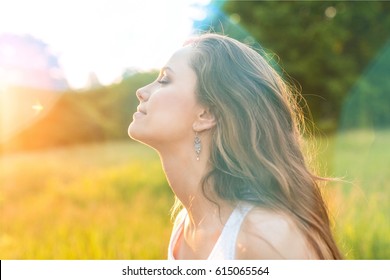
[128,46,201,149]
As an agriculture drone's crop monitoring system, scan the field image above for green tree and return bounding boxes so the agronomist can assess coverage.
[195,1,390,129]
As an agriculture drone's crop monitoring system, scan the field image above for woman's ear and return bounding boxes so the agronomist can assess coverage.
[193,107,216,132]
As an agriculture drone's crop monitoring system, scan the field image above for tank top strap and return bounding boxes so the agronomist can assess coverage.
[208,202,254,259]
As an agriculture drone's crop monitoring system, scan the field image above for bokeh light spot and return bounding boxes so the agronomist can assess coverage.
[325,6,337,19]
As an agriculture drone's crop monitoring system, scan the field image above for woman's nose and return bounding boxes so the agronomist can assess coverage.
[136,87,149,102]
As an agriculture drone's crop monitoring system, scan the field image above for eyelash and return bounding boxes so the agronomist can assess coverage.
[157,76,169,84]
[157,79,169,84]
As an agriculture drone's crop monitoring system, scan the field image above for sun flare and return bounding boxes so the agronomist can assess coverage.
[0,0,211,89]
[32,101,44,113]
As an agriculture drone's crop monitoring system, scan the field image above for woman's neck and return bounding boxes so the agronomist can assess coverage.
[158,147,234,230]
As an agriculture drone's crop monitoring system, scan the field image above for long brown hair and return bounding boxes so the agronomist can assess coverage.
[185,33,341,259]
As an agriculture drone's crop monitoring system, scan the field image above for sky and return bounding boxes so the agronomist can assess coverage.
[0,0,211,89]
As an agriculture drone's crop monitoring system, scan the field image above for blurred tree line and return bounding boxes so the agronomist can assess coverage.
[0,72,157,154]
[195,1,390,130]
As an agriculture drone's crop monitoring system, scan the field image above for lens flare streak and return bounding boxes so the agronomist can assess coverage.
[32,101,44,114]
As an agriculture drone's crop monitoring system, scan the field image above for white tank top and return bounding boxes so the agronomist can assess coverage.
[167,203,254,260]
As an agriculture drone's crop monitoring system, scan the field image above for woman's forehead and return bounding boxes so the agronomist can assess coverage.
[164,46,194,72]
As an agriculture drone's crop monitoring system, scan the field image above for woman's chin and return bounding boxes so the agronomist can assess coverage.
[128,123,150,144]
[128,122,140,140]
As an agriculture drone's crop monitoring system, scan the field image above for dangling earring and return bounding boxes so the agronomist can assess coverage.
[194,132,201,161]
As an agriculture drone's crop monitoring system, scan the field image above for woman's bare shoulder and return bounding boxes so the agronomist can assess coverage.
[236,207,317,259]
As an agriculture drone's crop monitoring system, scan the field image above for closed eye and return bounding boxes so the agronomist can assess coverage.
[157,79,169,84]
[157,73,170,84]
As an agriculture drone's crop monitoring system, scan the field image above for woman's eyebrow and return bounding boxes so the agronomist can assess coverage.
[161,66,175,74]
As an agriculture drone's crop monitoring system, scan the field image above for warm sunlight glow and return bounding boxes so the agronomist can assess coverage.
[0,0,210,89]
[32,101,44,114]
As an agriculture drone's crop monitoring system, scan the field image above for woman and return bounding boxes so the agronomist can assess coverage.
[128,33,342,259]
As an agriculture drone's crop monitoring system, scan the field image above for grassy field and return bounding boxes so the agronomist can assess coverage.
[319,129,390,259]
[0,130,389,259]
[0,141,173,259]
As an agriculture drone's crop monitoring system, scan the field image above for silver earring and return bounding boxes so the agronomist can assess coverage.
[194,132,201,161]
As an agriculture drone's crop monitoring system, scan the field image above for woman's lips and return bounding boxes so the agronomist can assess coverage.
[136,105,147,114]
[133,111,145,119]
[133,106,147,119]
